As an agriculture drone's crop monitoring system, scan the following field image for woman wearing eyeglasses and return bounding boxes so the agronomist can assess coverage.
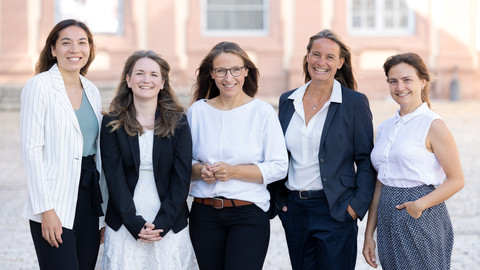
[186,41,288,270]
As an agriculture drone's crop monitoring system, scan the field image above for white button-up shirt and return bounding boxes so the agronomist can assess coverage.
[285,80,343,191]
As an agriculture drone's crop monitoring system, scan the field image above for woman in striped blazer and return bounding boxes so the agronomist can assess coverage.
[20,19,107,270]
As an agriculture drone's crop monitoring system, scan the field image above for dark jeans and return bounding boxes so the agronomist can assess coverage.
[189,202,270,270]
[29,156,101,270]
[279,191,358,270]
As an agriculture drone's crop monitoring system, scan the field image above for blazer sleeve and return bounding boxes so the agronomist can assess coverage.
[349,94,376,220]
[267,91,292,218]
[100,116,147,238]
[153,115,192,237]
[20,76,55,214]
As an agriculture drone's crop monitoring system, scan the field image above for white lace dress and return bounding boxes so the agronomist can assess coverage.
[102,130,196,270]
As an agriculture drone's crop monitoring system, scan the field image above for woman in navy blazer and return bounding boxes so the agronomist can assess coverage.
[21,19,106,270]
[100,50,194,269]
[271,29,376,270]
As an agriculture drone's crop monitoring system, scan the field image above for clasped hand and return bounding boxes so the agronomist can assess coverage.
[138,222,163,243]
[200,162,234,183]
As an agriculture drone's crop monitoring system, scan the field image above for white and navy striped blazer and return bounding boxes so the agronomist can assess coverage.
[20,64,107,229]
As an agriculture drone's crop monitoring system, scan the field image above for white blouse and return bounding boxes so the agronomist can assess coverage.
[186,99,289,211]
[285,80,343,191]
[370,103,446,187]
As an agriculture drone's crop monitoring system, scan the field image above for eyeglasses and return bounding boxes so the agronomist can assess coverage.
[212,66,245,78]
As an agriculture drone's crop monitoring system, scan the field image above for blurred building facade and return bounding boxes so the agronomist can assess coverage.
[0,0,479,108]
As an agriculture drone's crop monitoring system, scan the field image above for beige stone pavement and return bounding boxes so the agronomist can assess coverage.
[1,100,479,269]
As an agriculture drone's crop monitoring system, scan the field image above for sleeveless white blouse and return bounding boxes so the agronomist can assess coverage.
[371,103,446,187]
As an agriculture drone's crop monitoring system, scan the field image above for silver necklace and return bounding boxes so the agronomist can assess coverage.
[307,89,330,110]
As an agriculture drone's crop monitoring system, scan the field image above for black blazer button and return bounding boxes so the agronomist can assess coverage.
[322,177,327,182]
[320,158,325,163]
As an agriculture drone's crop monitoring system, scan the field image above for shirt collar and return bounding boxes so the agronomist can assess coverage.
[395,102,429,123]
[288,79,343,105]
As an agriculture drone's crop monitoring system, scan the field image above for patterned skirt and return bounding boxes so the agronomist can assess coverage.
[377,185,453,270]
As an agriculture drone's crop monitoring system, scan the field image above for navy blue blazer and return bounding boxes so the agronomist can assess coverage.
[271,85,376,221]
[100,114,192,239]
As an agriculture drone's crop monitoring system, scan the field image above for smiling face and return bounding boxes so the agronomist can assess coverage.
[387,62,426,109]
[210,52,248,99]
[126,57,165,102]
[306,38,345,83]
[51,25,90,75]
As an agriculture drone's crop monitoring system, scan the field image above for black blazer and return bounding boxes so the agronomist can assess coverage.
[100,114,192,239]
[271,85,376,221]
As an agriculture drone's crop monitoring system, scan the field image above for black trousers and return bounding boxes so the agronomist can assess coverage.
[189,202,270,270]
[30,156,101,270]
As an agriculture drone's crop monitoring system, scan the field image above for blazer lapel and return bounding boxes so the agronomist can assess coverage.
[279,98,295,135]
[128,133,141,174]
[81,76,102,127]
[319,102,339,150]
[152,109,162,179]
[152,134,162,180]
[50,64,81,133]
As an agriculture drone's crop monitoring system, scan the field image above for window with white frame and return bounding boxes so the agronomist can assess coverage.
[203,0,269,36]
[55,0,124,35]
[349,0,415,36]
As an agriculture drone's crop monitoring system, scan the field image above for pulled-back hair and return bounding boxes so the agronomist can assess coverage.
[192,41,259,101]
[383,52,431,108]
[105,50,184,137]
[303,29,357,90]
[36,19,95,75]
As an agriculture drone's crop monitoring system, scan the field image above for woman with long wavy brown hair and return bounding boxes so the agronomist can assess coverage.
[100,50,195,269]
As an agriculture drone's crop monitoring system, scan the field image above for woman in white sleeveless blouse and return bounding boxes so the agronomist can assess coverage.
[363,53,464,270]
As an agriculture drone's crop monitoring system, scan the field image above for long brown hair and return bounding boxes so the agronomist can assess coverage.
[192,41,259,102]
[35,19,95,75]
[105,50,184,137]
[383,53,431,108]
[303,29,357,90]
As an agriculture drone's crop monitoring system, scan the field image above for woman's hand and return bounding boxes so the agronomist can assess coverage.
[396,200,424,219]
[210,162,235,181]
[362,235,378,268]
[347,205,359,220]
[100,226,106,244]
[200,163,216,184]
[138,222,163,243]
[41,209,63,248]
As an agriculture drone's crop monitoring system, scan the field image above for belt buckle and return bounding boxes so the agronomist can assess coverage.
[299,190,308,200]
[211,197,224,209]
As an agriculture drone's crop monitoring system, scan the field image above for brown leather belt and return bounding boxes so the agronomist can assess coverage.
[194,197,253,209]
